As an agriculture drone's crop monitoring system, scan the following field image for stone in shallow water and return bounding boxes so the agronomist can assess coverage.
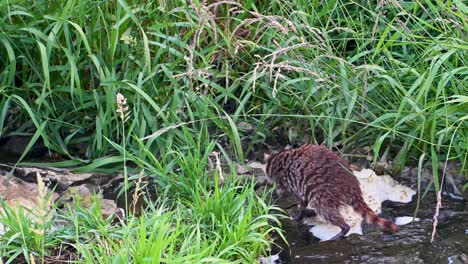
[362,255,425,264]
[448,254,468,264]
[400,161,465,202]
[304,169,416,241]
[258,253,280,264]
[394,216,420,226]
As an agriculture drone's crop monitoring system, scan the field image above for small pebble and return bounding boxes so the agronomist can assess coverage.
[394,216,420,226]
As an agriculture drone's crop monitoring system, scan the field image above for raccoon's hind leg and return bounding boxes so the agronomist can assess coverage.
[316,203,350,240]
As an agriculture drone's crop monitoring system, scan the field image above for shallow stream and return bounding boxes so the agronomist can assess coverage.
[275,195,468,264]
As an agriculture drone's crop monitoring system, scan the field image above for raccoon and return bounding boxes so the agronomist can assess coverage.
[265,144,398,240]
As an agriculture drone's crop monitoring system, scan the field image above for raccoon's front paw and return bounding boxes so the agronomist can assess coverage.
[275,187,288,199]
[289,206,305,221]
[290,210,303,221]
[290,207,316,221]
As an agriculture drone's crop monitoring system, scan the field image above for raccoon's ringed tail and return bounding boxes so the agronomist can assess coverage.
[366,210,398,233]
[358,202,398,233]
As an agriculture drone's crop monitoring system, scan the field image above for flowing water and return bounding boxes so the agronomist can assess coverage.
[274,195,468,264]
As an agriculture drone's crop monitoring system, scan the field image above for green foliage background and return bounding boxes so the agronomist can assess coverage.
[1,0,467,171]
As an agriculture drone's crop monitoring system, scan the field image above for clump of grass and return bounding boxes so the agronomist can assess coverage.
[0,174,58,263]
[59,182,281,263]
[101,110,284,262]
[53,132,283,262]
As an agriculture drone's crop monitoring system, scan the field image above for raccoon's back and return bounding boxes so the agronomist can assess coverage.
[267,144,361,199]
[292,145,356,183]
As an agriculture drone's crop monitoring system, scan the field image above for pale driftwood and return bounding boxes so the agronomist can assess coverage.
[0,163,122,192]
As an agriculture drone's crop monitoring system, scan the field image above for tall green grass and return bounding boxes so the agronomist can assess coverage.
[60,181,281,263]
[0,0,466,174]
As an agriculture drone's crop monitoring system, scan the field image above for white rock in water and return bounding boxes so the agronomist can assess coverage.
[356,169,416,205]
[235,161,266,174]
[394,216,420,226]
[259,253,280,264]
[306,168,416,241]
[305,204,364,240]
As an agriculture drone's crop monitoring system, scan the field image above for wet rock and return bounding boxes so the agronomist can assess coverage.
[233,161,268,187]
[0,174,58,235]
[59,185,123,220]
[399,161,466,202]
[0,175,58,211]
[394,216,420,226]
[355,169,415,204]
[448,254,468,264]
[361,255,425,264]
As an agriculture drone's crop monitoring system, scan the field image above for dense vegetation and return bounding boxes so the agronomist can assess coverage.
[0,0,467,262]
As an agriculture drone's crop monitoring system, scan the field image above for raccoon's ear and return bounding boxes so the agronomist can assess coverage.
[264,153,271,163]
